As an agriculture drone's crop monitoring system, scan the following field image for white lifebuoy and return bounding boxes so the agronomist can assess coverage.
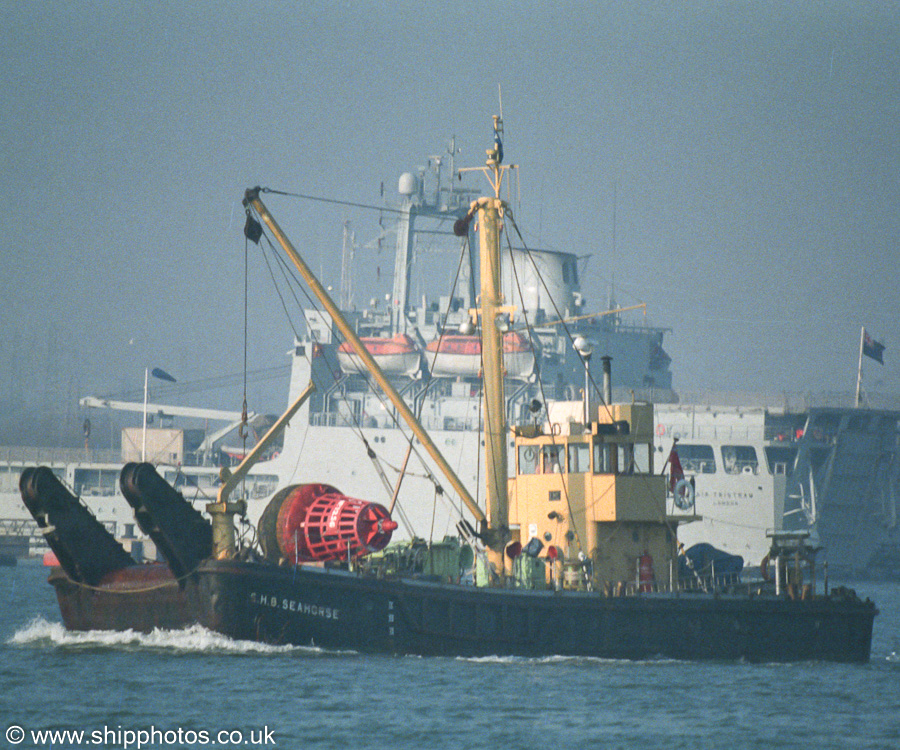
[656,424,666,437]
[674,479,695,510]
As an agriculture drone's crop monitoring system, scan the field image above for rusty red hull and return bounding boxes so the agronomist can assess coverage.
[49,564,207,633]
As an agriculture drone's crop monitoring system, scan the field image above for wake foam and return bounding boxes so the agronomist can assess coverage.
[8,617,316,655]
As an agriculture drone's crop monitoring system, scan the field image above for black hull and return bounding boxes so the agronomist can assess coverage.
[49,560,876,663]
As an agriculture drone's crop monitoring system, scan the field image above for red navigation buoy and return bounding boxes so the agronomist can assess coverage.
[259,483,398,563]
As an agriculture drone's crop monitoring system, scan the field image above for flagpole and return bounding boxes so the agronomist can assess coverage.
[855,327,864,408]
[142,366,149,461]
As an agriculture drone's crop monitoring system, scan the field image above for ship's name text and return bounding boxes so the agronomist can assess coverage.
[250,592,339,620]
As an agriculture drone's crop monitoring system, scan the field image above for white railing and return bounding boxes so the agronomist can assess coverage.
[673,389,900,411]
[0,446,121,464]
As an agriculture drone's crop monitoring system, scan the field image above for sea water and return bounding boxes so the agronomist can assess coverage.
[1,559,898,750]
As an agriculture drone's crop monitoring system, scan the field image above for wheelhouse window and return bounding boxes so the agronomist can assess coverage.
[614,444,650,474]
[541,445,564,474]
[633,443,651,473]
[518,444,567,474]
[518,445,539,474]
[721,445,758,475]
[674,444,716,474]
[593,441,615,474]
[567,442,589,474]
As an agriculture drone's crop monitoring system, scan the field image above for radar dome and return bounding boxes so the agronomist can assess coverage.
[398,172,418,196]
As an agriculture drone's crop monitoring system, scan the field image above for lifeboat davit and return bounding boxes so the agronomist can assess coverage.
[426,332,535,379]
[337,334,422,377]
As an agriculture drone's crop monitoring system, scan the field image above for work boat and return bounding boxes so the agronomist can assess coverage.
[22,118,876,662]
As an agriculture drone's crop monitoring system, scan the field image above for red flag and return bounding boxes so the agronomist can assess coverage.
[668,446,684,493]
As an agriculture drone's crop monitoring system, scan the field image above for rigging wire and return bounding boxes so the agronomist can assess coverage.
[257,235,302,341]
[260,233,329,344]
[413,235,483,538]
[260,187,416,217]
[434,234,493,525]
[475,372,483,510]
[99,365,290,403]
[424,233,483,476]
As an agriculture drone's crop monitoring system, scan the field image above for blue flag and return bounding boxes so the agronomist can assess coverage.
[151,367,177,382]
[863,330,885,364]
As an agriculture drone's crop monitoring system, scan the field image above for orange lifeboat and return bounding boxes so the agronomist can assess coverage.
[426,331,535,379]
[337,334,422,377]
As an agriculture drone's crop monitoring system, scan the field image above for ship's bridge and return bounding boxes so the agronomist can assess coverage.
[507,402,674,588]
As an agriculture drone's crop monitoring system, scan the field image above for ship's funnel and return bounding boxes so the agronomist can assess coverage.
[602,355,612,405]
[258,483,398,563]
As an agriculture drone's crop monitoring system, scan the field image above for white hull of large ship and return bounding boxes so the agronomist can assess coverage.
[3,426,889,576]
[2,429,780,566]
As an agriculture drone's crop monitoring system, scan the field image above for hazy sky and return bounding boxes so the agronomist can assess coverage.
[2,0,898,435]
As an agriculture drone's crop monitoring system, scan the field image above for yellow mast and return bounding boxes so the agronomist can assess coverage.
[456,116,517,572]
[476,193,509,560]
